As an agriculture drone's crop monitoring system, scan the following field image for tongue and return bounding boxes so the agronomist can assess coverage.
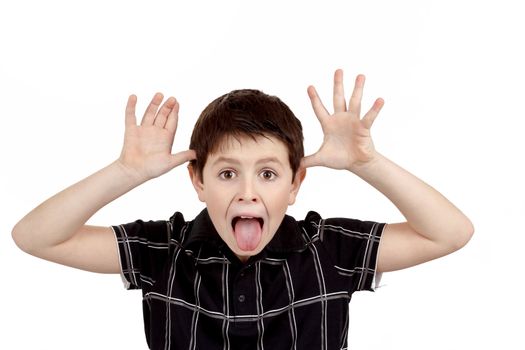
[234,218,262,251]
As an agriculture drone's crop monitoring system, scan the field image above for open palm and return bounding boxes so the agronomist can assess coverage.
[302,70,384,171]
[118,93,195,182]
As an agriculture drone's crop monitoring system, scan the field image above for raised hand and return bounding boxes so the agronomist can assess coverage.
[302,69,384,172]
[118,93,195,182]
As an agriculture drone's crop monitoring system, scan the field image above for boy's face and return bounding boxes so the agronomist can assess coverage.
[190,135,305,262]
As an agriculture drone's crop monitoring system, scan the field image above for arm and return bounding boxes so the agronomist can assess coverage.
[303,70,474,273]
[11,93,195,273]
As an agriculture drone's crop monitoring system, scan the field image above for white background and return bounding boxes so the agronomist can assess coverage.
[1,0,524,349]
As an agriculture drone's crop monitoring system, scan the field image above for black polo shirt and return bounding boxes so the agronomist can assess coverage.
[112,209,384,350]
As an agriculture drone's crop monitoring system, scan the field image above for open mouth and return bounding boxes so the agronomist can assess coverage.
[231,216,264,251]
[231,216,264,229]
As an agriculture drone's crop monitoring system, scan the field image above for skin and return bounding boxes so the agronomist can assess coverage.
[189,135,305,262]
[304,70,474,272]
[11,69,474,275]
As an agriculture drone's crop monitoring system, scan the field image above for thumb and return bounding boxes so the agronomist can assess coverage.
[169,150,197,169]
[301,152,323,169]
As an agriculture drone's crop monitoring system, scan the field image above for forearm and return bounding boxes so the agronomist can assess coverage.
[12,160,144,252]
[351,152,474,246]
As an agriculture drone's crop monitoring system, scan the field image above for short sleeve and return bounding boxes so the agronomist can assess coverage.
[112,219,172,290]
[317,215,385,293]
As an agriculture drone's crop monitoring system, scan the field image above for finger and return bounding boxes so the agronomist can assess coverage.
[141,92,164,126]
[153,96,176,128]
[307,85,330,123]
[362,98,385,129]
[169,149,197,169]
[165,98,180,133]
[301,153,323,169]
[348,74,365,117]
[125,95,137,128]
[333,69,346,113]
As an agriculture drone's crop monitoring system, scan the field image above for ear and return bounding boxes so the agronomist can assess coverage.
[288,167,307,205]
[188,164,206,203]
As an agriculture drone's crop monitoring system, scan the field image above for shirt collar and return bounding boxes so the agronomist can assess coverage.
[183,208,306,254]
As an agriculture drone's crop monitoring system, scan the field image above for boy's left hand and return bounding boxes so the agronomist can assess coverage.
[302,70,474,274]
[302,69,384,172]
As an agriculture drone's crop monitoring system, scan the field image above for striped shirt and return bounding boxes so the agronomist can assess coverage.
[112,209,384,350]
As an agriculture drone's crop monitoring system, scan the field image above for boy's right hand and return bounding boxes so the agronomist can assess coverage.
[118,93,196,183]
[12,93,196,274]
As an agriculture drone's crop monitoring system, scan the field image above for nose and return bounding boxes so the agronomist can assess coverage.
[237,177,259,203]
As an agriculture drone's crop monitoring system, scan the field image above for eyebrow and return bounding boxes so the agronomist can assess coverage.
[212,156,284,167]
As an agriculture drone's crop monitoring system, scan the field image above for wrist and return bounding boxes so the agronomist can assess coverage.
[347,151,384,177]
[112,159,151,187]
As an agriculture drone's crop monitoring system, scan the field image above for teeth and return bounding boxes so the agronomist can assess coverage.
[240,216,253,219]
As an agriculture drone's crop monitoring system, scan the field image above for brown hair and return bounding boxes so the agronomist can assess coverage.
[189,89,304,181]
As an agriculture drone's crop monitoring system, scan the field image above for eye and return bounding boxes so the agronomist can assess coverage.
[219,170,236,180]
[260,169,277,181]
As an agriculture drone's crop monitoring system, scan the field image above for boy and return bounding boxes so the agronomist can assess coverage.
[12,70,473,349]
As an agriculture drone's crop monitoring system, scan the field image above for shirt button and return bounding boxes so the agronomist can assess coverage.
[238,295,246,303]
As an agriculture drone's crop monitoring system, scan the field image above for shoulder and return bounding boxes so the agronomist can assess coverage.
[298,211,384,243]
[112,211,192,246]
[168,211,192,242]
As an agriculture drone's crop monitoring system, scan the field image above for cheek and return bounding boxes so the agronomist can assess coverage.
[266,185,293,211]
[207,187,228,207]
[205,182,237,214]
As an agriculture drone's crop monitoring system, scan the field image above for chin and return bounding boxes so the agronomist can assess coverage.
[232,244,264,262]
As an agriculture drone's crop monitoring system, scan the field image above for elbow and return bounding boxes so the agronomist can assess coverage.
[11,221,34,254]
[450,218,475,252]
